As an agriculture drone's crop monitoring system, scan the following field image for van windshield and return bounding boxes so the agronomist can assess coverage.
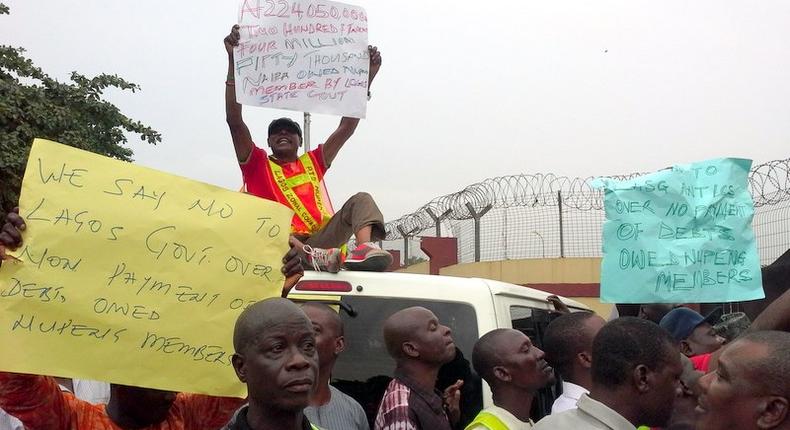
[331,296,482,427]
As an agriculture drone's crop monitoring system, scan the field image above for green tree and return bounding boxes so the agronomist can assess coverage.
[0,3,161,219]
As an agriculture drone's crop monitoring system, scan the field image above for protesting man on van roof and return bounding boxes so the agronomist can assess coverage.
[375,307,464,430]
[466,328,556,430]
[223,25,392,274]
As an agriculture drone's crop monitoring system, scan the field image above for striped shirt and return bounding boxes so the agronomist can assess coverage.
[374,373,451,430]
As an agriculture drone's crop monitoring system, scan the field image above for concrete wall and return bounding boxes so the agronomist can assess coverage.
[396,261,430,274]
[439,258,601,283]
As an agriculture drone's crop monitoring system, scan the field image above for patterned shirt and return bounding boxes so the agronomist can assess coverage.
[373,372,452,430]
[304,385,369,430]
[0,372,245,430]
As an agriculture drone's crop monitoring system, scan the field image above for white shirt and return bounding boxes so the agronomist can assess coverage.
[551,381,589,414]
[466,405,534,430]
[535,394,636,430]
[0,409,23,430]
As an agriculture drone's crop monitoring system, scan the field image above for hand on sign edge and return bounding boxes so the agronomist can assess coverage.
[224,24,241,55]
[368,45,382,82]
[0,207,25,253]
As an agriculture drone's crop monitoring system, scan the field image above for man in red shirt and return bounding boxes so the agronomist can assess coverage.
[659,307,725,372]
[223,25,392,273]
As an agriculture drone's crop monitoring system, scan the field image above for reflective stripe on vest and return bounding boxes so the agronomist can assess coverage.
[268,152,331,234]
[464,411,509,430]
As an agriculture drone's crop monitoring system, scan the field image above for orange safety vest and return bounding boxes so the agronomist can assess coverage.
[266,152,333,235]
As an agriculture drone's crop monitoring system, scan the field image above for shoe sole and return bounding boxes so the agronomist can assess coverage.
[344,253,393,272]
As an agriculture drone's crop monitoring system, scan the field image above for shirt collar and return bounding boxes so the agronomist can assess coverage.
[560,381,589,401]
[233,405,315,430]
[393,370,445,415]
[577,394,637,430]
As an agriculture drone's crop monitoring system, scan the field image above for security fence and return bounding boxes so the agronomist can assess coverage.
[383,158,790,266]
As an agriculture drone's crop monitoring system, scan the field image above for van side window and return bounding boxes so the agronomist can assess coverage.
[332,297,482,429]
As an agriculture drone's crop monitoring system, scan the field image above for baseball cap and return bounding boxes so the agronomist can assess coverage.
[659,307,722,342]
[268,117,302,139]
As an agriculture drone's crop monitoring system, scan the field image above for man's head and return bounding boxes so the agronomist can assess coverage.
[593,317,683,427]
[472,328,554,395]
[110,384,177,427]
[231,297,318,411]
[543,312,606,385]
[301,302,344,371]
[267,117,303,155]
[660,307,725,357]
[696,331,790,430]
[639,303,676,324]
[382,306,456,366]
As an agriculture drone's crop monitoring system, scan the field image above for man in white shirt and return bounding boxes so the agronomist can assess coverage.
[543,312,606,414]
[465,328,555,429]
[534,318,683,430]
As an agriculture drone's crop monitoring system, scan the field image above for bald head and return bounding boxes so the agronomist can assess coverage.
[383,306,455,365]
[301,302,343,336]
[735,331,790,397]
[472,328,511,383]
[473,328,554,392]
[383,306,428,358]
[233,297,311,353]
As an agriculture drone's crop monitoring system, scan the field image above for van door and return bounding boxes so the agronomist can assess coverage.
[327,296,484,429]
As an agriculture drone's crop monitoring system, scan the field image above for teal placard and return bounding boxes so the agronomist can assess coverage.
[596,158,764,304]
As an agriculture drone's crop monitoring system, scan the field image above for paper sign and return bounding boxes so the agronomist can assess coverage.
[597,158,764,304]
[234,0,370,118]
[0,139,293,397]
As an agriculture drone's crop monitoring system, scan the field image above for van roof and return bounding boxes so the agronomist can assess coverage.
[297,270,591,311]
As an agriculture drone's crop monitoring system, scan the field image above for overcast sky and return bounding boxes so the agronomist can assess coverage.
[3,0,789,221]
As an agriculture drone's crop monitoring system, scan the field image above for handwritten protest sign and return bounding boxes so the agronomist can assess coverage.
[597,158,764,304]
[0,139,292,397]
[233,0,370,118]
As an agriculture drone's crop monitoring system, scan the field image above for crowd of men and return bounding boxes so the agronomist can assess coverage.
[0,267,788,430]
[1,24,790,430]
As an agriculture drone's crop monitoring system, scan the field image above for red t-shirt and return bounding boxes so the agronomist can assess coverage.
[690,353,712,373]
[240,145,329,234]
[0,372,244,430]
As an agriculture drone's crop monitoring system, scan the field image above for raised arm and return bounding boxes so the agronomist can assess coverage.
[322,45,382,167]
[224,24,254,163]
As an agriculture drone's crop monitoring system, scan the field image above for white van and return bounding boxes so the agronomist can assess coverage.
[288,270,591,428]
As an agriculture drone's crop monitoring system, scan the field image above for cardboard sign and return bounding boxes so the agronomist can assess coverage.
[0,139,292,397]
[234,0,369,118]
[597,158,764,304]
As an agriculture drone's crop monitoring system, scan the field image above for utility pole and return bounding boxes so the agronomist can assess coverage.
[303,112,312,153]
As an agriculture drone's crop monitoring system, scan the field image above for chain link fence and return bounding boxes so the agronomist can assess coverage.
[383,158,790,266]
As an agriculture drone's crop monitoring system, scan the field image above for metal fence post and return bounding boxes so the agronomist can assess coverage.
[558,191,565,258]
[397,226,420,264]
[425,208,452,237]
[465,203,492,262]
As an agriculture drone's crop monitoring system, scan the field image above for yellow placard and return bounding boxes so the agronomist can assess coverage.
[0,139,293,397]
